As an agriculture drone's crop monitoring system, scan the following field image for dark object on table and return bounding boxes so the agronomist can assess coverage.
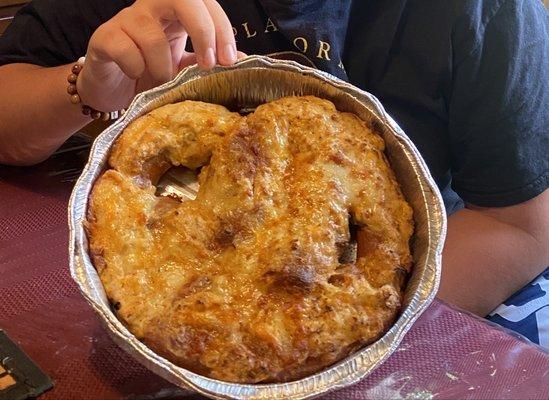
[0,330,53,400]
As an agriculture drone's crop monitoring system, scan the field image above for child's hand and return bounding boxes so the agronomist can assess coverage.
[77,0,239,112]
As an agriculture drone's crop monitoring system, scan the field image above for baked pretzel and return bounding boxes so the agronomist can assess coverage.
[87,96,413,383]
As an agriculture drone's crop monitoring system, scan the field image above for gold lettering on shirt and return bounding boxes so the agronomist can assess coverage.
[264,18,278,33]
[242,22,257,38]
[293,37,308,53]
[317,41,331,60]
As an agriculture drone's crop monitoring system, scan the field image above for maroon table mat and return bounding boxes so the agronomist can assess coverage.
[1,144,548,399]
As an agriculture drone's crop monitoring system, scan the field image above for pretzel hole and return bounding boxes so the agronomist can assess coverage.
[337,217,358,265]
[155,166,200,202]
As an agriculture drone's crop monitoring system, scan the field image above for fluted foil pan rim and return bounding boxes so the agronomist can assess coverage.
[68,55,446,399]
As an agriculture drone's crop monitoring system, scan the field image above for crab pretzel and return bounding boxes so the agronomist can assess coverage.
[86,96,414,383]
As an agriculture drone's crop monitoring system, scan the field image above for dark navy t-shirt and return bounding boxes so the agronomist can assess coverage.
[1,0,547,213]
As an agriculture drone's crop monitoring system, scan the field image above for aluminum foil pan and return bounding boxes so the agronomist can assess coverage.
[68,55,446,399]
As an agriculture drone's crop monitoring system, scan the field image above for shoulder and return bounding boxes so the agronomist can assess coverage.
[19,0,134,24]
[0,0,133,67]
[12,0,134,35]
[450,0,548,63]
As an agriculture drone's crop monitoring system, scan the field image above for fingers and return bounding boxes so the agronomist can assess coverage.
[90,0,240,84]
[162,0,237,69]
[170,35,245,72]
[118,10,173,84]
[169,0,217,69]
[89,8,172,84]
[203,0,236,66]
[88,24,146,80]
[168,34,189,72]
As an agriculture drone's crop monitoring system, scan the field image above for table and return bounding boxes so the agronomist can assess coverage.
[1,138,548,399]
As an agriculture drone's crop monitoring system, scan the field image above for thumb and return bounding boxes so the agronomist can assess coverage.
[178,52,198,70]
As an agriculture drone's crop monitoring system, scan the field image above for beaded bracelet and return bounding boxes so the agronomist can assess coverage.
[67,57,124,121]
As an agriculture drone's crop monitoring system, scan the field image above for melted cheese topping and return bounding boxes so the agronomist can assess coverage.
[87,96,413,383]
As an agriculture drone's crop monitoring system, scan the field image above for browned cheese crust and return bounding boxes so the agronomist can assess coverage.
[87,96,414,383]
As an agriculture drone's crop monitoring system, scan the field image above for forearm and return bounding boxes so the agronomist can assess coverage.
[438,207,549,316]
[0,63,90,165]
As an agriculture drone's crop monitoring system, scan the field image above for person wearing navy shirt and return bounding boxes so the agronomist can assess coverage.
[0,0,547,345]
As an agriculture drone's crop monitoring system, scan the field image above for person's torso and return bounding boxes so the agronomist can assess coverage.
[217,0,351,81]
[219,0,471,212]
[51,0,506,212]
